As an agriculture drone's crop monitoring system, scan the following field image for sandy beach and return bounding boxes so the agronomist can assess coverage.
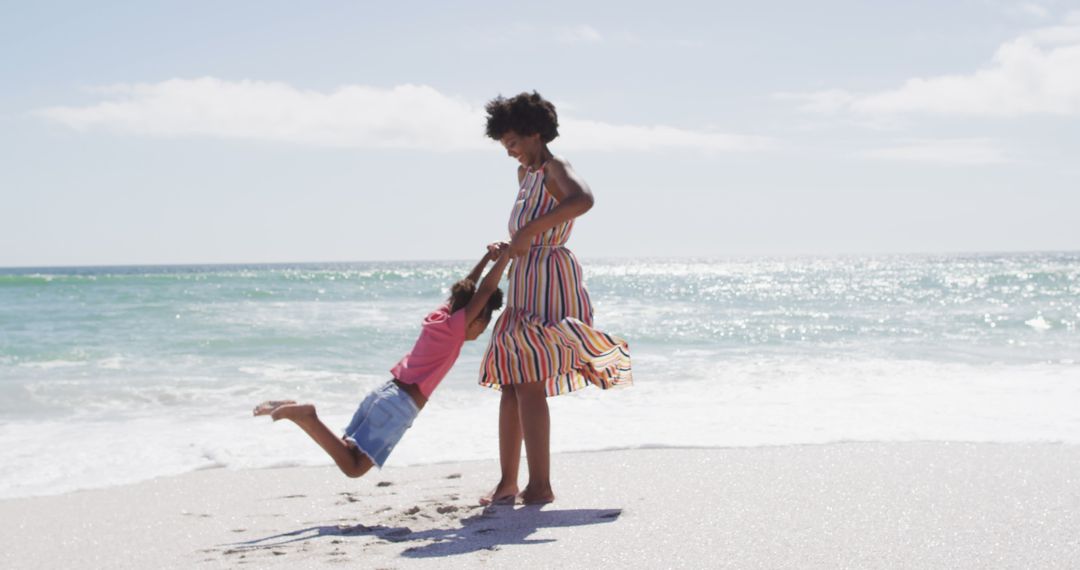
[2,442,1078,569]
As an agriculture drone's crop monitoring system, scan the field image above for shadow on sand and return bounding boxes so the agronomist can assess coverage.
[222,505,622,558]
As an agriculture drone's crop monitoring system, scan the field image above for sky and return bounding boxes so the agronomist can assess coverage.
[1,0,1078,266]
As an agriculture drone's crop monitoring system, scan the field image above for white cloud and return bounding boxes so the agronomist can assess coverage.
[556,24,603,44]
[859,138,1011,165]
[41,79,486,151]
[777,11,1080,117]
[37,78,769,153]
[774,89,857,114]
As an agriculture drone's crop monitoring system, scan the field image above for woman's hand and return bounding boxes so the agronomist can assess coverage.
[487,241,510,259]
[470,242,509,283]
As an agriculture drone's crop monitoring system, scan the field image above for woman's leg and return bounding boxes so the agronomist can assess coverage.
[258,402,373,478]
[514,382,555,504]
[480,385,522,504]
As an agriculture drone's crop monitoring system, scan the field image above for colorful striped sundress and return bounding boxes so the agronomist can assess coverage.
[479,162,632,396]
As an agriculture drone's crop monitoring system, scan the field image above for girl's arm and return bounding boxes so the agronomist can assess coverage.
[465,242,510,283]
[465,252,492,284]
[508,157,594,257]
[463,250,511,325]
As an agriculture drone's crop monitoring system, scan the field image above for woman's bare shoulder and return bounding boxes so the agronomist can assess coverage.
[545,155,572,173]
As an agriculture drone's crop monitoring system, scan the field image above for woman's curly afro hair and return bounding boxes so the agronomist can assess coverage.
[484,91,559,143]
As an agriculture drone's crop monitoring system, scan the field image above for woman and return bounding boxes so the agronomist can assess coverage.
[479,91,632,505]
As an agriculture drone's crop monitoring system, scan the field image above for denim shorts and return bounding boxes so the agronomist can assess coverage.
[342,380,420,468]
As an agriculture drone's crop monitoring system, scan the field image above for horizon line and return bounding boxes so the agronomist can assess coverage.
[2,248,1078,271]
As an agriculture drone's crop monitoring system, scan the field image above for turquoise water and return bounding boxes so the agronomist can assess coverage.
[1,253,1078,498]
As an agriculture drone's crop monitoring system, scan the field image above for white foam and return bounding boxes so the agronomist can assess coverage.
[96,356,126,370]
[18,360,84,370]
[1025,315,1052,331]
[3,357,1079,499]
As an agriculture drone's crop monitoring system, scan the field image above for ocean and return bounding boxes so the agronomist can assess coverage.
[1,252,1078,498]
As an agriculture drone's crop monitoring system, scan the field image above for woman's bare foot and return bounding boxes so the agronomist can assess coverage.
[519,483,555,505]
[479,481,519,506]
[252,400,296,417]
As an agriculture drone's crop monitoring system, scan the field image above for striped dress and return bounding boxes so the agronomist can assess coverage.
[479,162,632,396]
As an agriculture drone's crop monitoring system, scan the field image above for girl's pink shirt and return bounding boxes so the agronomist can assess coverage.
[390,303,468,399]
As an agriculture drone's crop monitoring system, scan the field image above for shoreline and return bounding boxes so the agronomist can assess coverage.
[3,442,1078,568]
[9,437,1078,502]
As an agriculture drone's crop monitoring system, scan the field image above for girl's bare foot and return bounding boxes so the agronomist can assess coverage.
[252,400,296,417]
[479,481,519,506]
[252,401,316,424]
[268,403,317,423]
[519,483,555,505]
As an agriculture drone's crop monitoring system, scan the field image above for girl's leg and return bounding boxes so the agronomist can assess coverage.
[514,382,554,504]
[480,385,523,505]
[262,403,374,478]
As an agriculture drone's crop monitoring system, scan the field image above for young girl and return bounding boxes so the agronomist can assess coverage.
[254,245,511,478]
[479,91,633,505]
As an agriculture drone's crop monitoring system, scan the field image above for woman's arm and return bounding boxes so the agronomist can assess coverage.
[463,249,511,325]
[509,158,594,257]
